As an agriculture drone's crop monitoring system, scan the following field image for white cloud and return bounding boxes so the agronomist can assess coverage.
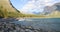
[20,1,37,14]
[20,0,60,14]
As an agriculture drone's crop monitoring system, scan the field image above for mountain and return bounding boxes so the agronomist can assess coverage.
[42,2,60,18]
[44,6,57,15]
[43,2,60,15]
[49,2,60,16]
[53,2,60,11]
[46,11,60,18]
[33,11,41,15]
[0,0,21,18]
[0,0,20,13]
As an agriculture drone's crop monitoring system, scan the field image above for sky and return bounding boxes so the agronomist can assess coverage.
[10,0,60,14]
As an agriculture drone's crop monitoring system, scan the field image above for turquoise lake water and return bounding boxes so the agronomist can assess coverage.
[14,18,60,31]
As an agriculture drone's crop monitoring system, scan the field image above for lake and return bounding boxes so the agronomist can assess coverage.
[14,18,60,31]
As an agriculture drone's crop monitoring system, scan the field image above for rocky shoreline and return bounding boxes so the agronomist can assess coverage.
[0,18,59,32]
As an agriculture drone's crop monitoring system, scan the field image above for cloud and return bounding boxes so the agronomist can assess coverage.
[20,0,60,14]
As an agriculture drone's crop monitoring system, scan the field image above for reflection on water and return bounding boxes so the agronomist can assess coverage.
[15,18,60,31]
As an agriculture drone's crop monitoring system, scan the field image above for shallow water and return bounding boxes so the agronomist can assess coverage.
[14,18,60,31]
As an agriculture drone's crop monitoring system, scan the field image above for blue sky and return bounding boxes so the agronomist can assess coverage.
[10,0,60,14]
[10,0,28,10]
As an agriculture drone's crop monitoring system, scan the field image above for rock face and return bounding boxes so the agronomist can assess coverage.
[53,2,60,11]
[44,2,60,12]
[43,2,60,15]
[0,0,18,12]
[43,6,56,15]
[43,6,53,14]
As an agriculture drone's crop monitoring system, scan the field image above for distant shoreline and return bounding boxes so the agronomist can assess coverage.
[0,17,60,20]
[16,17,60,20]
[18,17,60,18]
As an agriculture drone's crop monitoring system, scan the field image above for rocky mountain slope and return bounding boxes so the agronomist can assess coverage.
[44,2,60,15]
